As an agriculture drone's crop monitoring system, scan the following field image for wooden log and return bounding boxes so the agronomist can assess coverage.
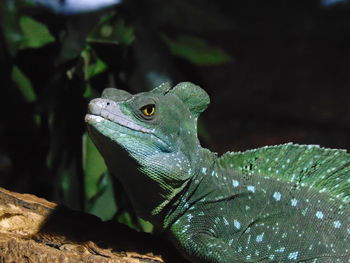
[0,187,185,263]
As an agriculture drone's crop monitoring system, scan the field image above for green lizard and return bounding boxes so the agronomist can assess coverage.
[85,82,350,263]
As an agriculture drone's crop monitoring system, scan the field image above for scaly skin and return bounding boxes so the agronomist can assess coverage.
[85,82,350,263]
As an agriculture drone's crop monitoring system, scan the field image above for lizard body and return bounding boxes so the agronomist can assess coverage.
[85,82,350,263]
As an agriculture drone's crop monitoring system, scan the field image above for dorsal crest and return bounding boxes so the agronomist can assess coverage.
[220,143,350,203]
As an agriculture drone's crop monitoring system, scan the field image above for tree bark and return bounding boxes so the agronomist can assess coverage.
[0,187,185,263]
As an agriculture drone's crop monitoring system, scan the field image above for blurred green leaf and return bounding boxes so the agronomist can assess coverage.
[88,56,107,77]
[11,66,36,102]
[84,133,118,221]
[88,15,134,45]
[83,133,107,199]
[117,212,139,230]
[81,47,107,80]
[19,16,55,49]
[198,120,211,143]
[117,211,154,232]
[162,34,232,66]
[87,172,117,221]
[0,1,23,55]
[59,160,82,210]
[114,19,135,45]
[83,83,94,98]
[61,167,73,195]
[138,218,153,233]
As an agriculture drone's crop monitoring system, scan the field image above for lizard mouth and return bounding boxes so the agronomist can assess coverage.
[85,99,172,152]
[85,98,151,134]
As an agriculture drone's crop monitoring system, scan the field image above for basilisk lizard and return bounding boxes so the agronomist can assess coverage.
[85,82,350,263]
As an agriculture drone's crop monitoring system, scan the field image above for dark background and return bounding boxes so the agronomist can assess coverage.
[1,0,350,230]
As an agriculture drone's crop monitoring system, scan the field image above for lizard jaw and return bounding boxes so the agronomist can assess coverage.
[85,98,151,134]
[85,99,173,153]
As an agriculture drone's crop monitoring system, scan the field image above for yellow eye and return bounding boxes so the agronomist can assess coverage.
[141,104,155,117]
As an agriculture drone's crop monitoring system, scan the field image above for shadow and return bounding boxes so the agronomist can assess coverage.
[36,205,189,263]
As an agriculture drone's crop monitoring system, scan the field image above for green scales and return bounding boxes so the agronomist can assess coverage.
[86,82,350,263]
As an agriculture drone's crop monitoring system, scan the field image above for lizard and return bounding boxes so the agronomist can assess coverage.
[85,82,350,263]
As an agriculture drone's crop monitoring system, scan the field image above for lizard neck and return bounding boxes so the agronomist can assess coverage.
[89,122,217,227]
[160,147,217,229]
[124,145,215,229]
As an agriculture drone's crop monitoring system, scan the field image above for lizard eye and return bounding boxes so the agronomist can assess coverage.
[140,104,156,117]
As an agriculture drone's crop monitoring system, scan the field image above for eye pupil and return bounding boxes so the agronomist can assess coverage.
[141,104,155,117]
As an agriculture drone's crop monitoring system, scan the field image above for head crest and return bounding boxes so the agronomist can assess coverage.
[169,82,210,116]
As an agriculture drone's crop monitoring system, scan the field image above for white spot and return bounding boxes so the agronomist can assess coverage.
[223,217,229,226]
[256,232,264,243]
[201,167,207,174]
[228,239,234,246]
[247,185,255,193]
[232,180,239,187]
[275,247,285,253]
[333,220,342,228]
[288,251,299,260]
[291,198,298,207]
[291,174,297,181]
[247,234,251,244]
[316,211,324,219]
[273,192,282,201]
[234,220,241,230]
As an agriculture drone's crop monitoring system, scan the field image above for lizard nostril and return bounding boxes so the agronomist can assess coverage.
[107,102,110,106]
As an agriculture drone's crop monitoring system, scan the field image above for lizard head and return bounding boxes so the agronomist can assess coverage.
[85,82,210,216]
